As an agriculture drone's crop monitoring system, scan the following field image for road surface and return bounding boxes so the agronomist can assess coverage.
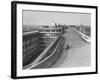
[52,27,91,68]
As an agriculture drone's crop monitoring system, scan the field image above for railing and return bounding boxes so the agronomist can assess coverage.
[72,27,91,43]
[23,35,65,69]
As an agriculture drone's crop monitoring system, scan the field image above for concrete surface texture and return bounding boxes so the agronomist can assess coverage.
[52,27,91,68]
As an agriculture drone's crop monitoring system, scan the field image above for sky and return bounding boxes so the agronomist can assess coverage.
[23,10,91,26]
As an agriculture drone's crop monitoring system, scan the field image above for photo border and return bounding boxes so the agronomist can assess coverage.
[11,1,98,79]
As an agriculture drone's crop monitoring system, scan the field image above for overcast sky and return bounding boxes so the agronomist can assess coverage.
[23,10,91,26]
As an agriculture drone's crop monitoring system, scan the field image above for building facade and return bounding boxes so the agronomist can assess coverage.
[39,25,63,48]
[23,31,43,66]
[23,25,63,67]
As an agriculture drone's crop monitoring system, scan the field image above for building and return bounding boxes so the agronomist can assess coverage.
[23,31,44,66]
[39,25,63,48]
[23,25,63,67]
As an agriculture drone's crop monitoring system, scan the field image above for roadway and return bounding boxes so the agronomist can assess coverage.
[52,27,91,68]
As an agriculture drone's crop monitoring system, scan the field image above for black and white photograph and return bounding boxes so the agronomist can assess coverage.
[11,1,97,79]
[22,10,91,69]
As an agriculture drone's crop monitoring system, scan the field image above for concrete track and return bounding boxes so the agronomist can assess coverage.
[52,27,91,68]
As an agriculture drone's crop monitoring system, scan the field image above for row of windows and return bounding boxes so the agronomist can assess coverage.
[23,33,39,42]
[23,41,38,51]
[23,38,39,49]
[39,41,51,44]
[44,43,51,46]
[39,29,62,32]
[39,42,45,46]
[39,40,52,44]
[39,38,56,42]
[39,33,60,37]
[23,44,39,56]
[23,46,34,56]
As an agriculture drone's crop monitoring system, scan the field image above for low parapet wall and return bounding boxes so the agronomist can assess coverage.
[72,27,91,43]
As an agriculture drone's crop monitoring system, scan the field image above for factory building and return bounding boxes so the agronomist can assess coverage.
[23,25,63,67]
